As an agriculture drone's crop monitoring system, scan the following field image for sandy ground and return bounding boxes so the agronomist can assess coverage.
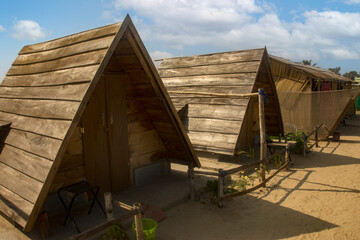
[155,121,360,240]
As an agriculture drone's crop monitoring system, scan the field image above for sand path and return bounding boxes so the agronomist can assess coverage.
[156,122,360,240]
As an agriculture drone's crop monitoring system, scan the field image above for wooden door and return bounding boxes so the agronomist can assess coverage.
[105,73,131,192]
[82,78,112,193]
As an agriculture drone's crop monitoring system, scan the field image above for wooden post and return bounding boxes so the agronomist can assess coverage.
[188,164,195,201]
[218,169,224,208]
[38,211,51,239]
[315,126,319,148]
[285,143,290,170]
[133,203,144,240]
[303,134,307,157]
[104,192,114,221]
[258,90,266,186]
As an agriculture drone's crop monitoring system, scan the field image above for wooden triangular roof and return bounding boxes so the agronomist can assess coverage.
[0,15,199,231]
[159,48,283,155]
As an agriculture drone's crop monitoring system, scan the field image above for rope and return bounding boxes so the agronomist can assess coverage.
[258,88,269,104]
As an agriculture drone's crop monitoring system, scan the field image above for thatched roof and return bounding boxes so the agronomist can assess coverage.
[270,55,353,83]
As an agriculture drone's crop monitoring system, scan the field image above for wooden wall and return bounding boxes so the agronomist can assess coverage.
[159,49,283,155]
[49,126,85,194]
[125,73,167,177]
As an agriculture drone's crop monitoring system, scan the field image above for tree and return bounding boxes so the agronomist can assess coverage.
[328,66,341,75]
[343,71,360,80]
[301,59,317,66]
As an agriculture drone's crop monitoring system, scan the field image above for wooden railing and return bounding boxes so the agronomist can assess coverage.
[70,193,146,240]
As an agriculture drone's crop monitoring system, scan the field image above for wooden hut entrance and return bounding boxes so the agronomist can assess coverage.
[82,73,130,193]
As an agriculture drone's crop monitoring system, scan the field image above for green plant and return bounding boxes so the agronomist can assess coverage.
[286,129,307,154]
[237,147,255,160]
[103,223,130,240]
[270,154,283,169]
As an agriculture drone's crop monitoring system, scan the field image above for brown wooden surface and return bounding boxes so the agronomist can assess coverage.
[0,112,71,139]
[7,50,107,76]
[0,144,52,182]
[82,78,111,193]
[14,36,114,65]
[187,104,246,121]
[0,184,34,227]
[2,65,97,87]
[161,73,257,85]
[3,129,62,160]
[22,20,129,232]
[105,73,131,192]
[0,162,43,203]
[0,83,89,101]
[160,61,259,78]
[0,16,199,231]
[0,98,80,120]
[159,49,263,68]
[126,27,200,166]
[20,23,120,54]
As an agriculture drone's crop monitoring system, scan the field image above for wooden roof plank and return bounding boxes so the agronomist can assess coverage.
[14,35,114,65]
[162,73,257,86]
[0,111,71,139]
[0,82,89,101]
[187,104,247,121]
[159,48,264,69]
[159,61,260,78]
[188,131,239,152]
[187,118,241,135]
[0,162,43,203]
[20,23,121,54]
[0,98,80,120]
[2,65,98,87]
[7,49,107,76]
[4,129,62,160]
[0,185,34,227]
[0,144,52,182]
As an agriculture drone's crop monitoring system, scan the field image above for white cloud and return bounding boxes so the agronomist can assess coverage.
[12,20,46,41]
[321,48,359,60]
[150,50,173,60]
[109,0,360,66]
[0,25,5,32]
[346,0,360,4]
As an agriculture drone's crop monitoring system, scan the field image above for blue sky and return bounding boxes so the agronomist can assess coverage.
[1,0,360,80]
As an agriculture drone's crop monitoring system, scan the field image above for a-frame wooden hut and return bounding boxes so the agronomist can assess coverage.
[158,48,283,157]
[0,15,199,231]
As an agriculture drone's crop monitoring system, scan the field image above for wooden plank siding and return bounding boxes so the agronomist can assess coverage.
[159,48,284,156]
[0,16,199,232]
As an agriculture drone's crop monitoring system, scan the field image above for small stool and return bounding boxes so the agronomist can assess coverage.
[58,181,106,233]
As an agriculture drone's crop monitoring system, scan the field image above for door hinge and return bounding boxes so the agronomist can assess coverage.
[80,128,85,134]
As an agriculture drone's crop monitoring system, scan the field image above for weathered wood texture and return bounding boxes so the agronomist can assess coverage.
[0,22,121,229]
[0,16,199,232]
[159,48,284,155]
[49,127,85,193]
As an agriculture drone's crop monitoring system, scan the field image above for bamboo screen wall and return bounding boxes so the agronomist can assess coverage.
[279,88,360,139]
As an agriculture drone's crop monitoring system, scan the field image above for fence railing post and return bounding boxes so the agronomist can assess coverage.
[285,144,290,170]
[258,89,266,186]
[133,203,144,240]
[315,126,319,148]
[188,164,195,201]
[104,192,114,221]
[218,169,224,208]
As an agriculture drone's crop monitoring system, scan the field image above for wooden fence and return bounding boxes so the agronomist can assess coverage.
[70,193,146,240]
